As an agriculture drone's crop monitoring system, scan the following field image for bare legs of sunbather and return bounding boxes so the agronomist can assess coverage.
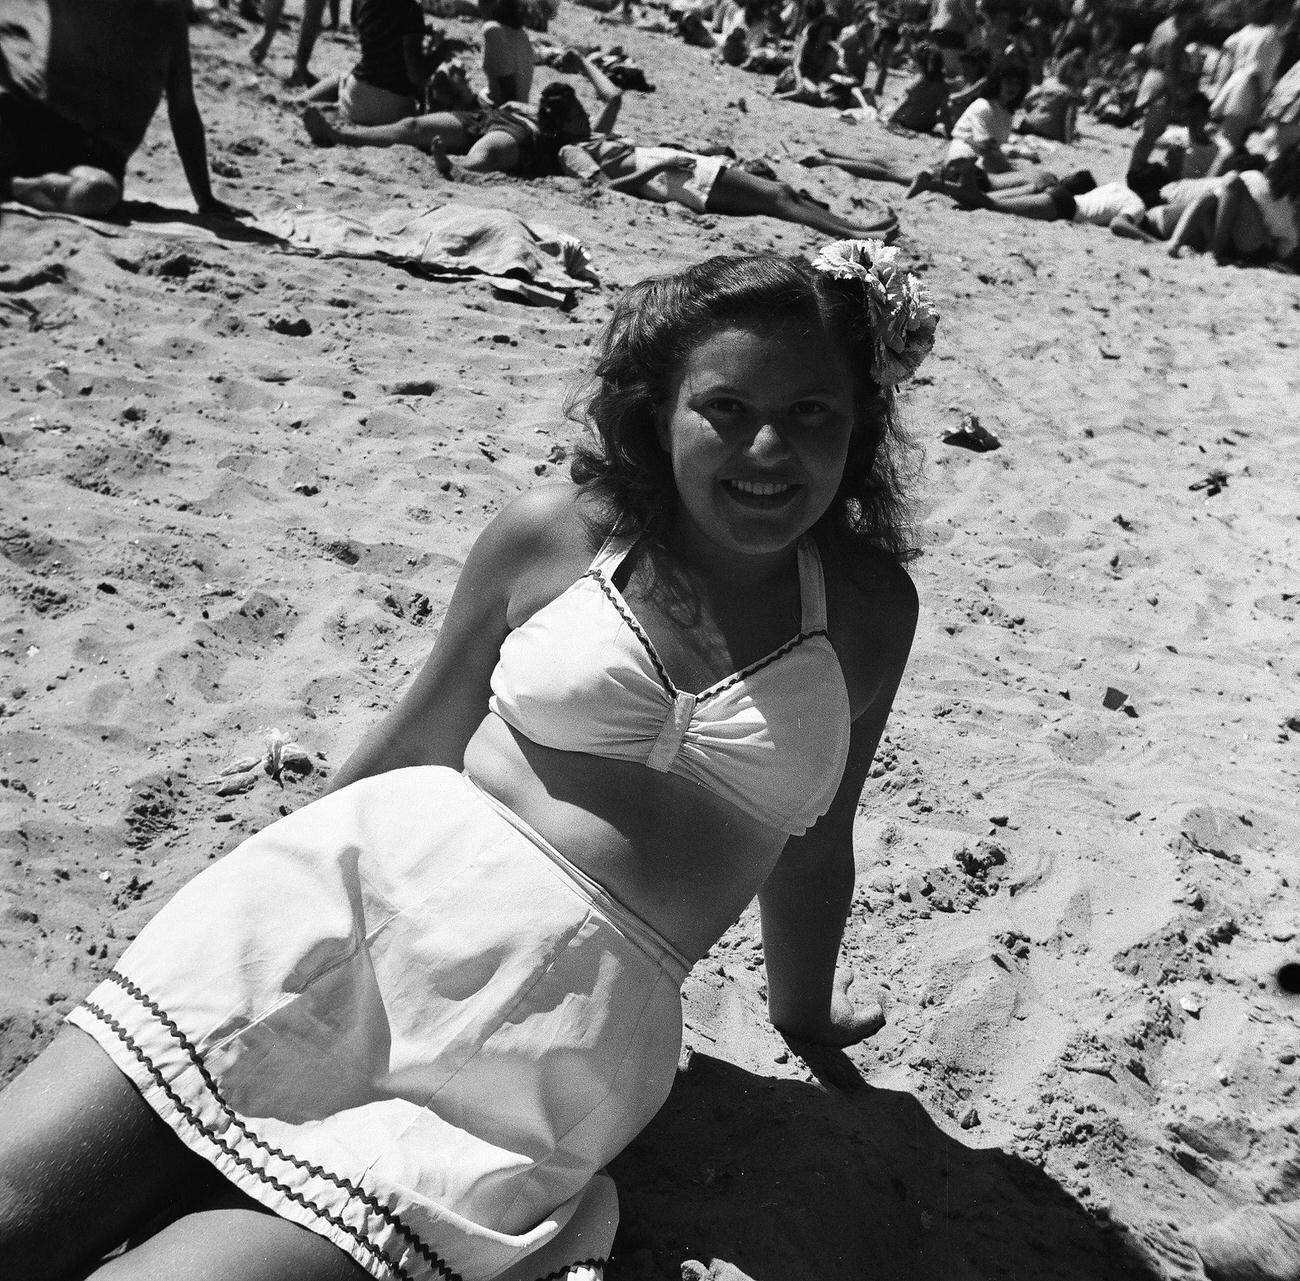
[8,166,121,216]
[301,106,521,174]
[251,0,327,87]
[798,149,912,185]
[706,168,897,237]
[1165,174,1269,261]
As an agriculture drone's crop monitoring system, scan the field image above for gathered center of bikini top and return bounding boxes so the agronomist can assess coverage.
[489,534,852,836]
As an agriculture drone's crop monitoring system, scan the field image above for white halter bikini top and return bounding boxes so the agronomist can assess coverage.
[488,534,852,836]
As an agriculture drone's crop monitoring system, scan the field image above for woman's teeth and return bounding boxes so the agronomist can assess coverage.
[727,479,795,497]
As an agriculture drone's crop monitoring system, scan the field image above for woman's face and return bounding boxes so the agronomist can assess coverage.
[655,318,859,565]
[557,99,591,142]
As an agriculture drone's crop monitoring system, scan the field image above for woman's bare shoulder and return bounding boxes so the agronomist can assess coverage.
[820,544,919,712]
[478,482,607,620]
[481,482,600,557]
[824,544,919,626]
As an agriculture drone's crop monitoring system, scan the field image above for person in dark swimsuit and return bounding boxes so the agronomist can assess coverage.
[0,0,236,217]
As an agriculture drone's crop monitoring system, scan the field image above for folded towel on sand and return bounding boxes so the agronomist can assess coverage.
[3,200,598,305]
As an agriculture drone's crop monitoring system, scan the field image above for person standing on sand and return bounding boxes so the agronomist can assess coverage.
[1131,0,1199,171]
[250,0,329,89]
[0,0,236,217]
[481,0,535,106]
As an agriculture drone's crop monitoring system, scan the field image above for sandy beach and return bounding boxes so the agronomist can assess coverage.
[2,5,1299,1278]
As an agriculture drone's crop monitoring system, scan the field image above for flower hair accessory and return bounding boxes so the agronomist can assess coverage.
[811,239,939,387]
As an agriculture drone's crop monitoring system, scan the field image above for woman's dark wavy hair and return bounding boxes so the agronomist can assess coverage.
[568,253,923,563]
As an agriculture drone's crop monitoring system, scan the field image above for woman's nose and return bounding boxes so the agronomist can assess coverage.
[745,421,789,457]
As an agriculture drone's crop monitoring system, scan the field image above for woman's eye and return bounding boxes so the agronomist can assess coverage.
[705,397,745,415]
[792,400,831,417]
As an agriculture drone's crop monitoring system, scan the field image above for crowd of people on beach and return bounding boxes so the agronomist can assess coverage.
[2,0,1298,266]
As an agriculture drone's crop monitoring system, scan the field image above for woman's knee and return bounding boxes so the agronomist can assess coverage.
[65,166,122,216]
[463,133,520,173]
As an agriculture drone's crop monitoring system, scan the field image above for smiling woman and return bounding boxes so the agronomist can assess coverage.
[0,246,935,1281]
[652,320,858,563]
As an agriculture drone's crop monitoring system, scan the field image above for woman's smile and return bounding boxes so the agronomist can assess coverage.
[657,317,858,566]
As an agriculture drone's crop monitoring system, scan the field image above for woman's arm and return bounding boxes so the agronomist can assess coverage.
[326,486,574,793]
[759,559,918,1045]
[563,50,624,136]
[402,34,430,96]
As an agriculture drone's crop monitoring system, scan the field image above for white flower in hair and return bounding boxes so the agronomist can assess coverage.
[811,239,939,387]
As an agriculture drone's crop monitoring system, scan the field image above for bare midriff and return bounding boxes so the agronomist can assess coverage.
[462,711,790,962]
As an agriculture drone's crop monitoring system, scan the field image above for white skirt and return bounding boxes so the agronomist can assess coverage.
[69,767,688,1281]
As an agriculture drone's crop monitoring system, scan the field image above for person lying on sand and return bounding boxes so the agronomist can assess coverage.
[303,48,621,176]
[0,0,236,218]
[557,136,898,239]
[1161,148,1300,264]
[909,165,1155,237]
[798,141,1059,204]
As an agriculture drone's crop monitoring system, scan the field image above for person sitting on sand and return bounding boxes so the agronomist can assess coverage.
[1016,48,1086,144]
[945,46,991,119]
[773,14,848,106]
[336,0,432,125]
[1258,58,1300,160]
[0,239,933,1281]
[713,0,769,67]
[482,0,536,105]
[556,135,898,240]
[837,9,876,87]
[887,44,954,135]
[304,49,621,177]
[250,0,329,88]
[0,0,235,217]
[1205,2,1286,164]
[1147,92,1219,179]
[939,63,1034,189]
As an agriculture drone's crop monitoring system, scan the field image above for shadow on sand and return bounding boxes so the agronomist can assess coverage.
[609,1052,1167,1281]
[108,201,288,246]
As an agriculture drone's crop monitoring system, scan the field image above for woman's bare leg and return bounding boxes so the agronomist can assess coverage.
[302,106,469,153]
[90,1188,370,1281]
[288,0,328,86]
[1167,192,1216,256]
[9,166,121,216]
[707,168,896,236]
[799,150,911,184]
[251,0,285,64]
[459,131,522,173]
[0,1026,214,1277]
